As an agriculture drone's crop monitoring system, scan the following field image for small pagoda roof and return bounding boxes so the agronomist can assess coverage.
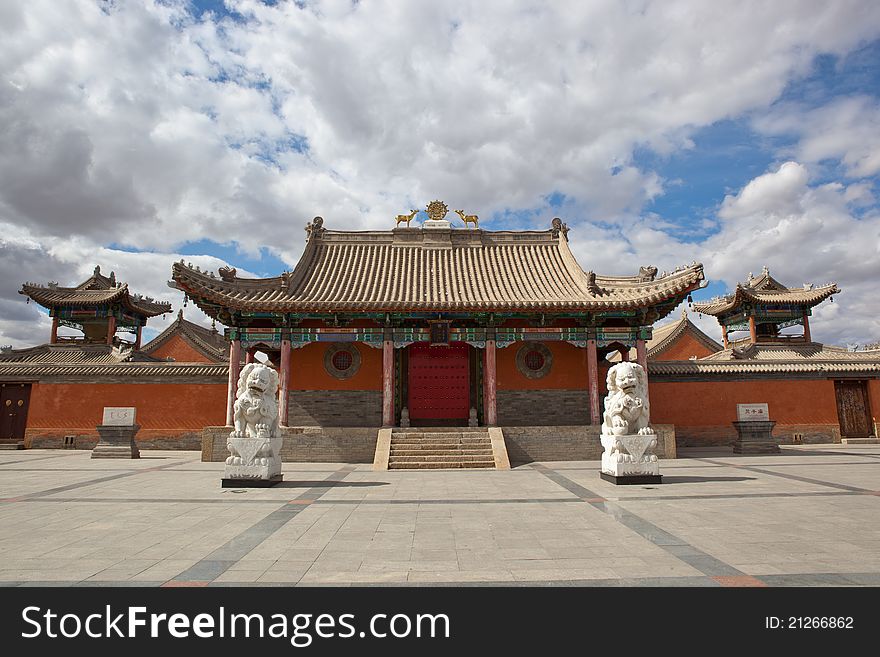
[692,268,839,317]
[172,223,704,314]
[141,310,228,362]
[20,266,172,317]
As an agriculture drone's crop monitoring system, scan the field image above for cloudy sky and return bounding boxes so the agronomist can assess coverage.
[2,0,879,348]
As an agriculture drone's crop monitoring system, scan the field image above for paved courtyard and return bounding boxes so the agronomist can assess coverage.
[0,445,878,587]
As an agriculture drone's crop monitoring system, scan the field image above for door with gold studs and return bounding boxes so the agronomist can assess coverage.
[0,383,31,444]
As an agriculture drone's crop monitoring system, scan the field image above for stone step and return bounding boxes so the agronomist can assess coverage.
[390,441,491,448]
[391,436,490,445]
[391,443,492,454]
[393,432,488,441]
[388,460,496,470]
[390,449,494,457]
[391,437,464,445]
[389,454,494,463]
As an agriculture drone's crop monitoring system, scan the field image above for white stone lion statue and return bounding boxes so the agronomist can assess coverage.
[231,362,279,440]
[602,361,653,437]
[226,363,281,473]
[600,361,659,479]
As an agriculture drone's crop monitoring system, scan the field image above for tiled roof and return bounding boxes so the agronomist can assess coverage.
[693,268,838,316]
[650,342,880,375]
[646,310,722,357]
[607,309,722,361]
[0,343,165,364]
[141,310,228,362]
[699,342,880,361]
[0,361,227,379]
[20,265,172,317]
[172,226,704,313]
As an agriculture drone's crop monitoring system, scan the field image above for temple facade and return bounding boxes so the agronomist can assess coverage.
[1,208,878,458]
[171,211,703,436]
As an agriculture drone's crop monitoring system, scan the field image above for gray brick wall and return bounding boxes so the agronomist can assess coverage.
[497,390,590,426]
[502,424,676,464]
[202,426,378,463]
[288,390,382,427]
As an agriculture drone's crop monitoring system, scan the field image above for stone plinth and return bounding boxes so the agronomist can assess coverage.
[732,420,780,454]
[223,431,283,488]
[92,424,140,459]
[600,433,661,484]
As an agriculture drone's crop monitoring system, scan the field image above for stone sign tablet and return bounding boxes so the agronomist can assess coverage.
[102,407,136,426]
[737,403,769,422]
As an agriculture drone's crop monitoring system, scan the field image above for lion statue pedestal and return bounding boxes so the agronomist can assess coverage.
[222,363,284,488]
[599,362,662,485]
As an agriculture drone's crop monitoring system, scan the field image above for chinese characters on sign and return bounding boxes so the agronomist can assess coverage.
[736,403,769,422]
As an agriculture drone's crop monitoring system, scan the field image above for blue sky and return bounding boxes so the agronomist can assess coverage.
[1,1,879,347]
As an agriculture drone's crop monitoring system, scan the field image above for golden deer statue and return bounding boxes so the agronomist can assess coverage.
[454,209,479,228]
[395,210,419,227]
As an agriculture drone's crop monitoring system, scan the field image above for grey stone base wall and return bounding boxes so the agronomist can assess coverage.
[674,423,841,447]
[26,431,202,450]
[497,390,590,426]
[502,424,677,464]
[202,426,378,463]
[288,390,382,427]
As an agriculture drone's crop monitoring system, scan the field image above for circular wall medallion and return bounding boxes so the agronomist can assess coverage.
[324,343,361,380]
[515,342,552,379]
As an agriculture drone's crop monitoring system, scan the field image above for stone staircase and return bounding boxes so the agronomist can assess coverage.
[387,428,496,469]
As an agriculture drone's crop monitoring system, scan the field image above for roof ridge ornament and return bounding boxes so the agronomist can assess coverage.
[218,265,237,282]
[454,209,479,228]
[425,200,449,222]
[305,216,325,241]
[395,210,418,227]
[638,266,657,282]
[551,217,569,240]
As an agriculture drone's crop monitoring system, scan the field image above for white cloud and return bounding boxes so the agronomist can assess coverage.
[755,96,880,178]
[1,1,880,346]
[703,161,880,344]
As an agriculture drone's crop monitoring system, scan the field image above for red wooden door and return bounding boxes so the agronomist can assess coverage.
[0,383,31,443]
[407,343,470,421]
[835,380,871,438]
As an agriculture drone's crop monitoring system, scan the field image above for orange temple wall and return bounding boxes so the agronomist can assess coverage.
[145,335,216,363]
[653,332,719,361]
[289,342,382,390]
[23,382,226,448]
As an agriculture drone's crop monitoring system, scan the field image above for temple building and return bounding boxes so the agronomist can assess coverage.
[1,207,878,458]
[172,209,700,437]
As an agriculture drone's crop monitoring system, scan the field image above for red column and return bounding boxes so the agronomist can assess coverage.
[226,338,242,426]
[587,339,600,425]
[50,316,59,344]
[803,313,811,342]
[382,340,394,427]
[106,315,116,345]
[618,346,629,362]
[279,338,291,426]
[748,316,757,344]
[245,349,255,364]
[483,340,497,426]
[636,338,648,374]
[134,325,142,350]
[723,330,729,349]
